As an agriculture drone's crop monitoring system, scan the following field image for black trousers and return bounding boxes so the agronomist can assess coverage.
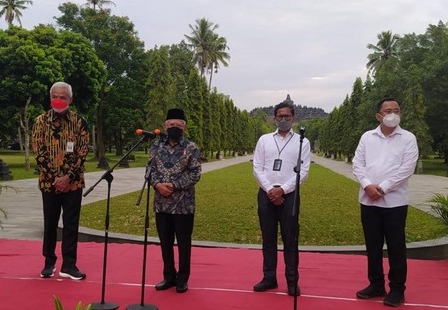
[41,188,82,269]
[155,213,194,284]
[257,188,299,284]
[360,204,408,292]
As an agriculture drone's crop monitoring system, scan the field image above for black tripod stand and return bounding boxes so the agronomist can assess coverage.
[84,134,156,310]
[126,155,158,310]
[291,127,305,310]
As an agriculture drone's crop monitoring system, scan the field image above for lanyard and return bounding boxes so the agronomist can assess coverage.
[273,133,294,158]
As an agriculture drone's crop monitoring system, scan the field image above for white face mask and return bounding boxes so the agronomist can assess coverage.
[382,113,400,128]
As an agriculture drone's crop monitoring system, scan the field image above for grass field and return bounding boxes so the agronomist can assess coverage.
[78,162,448,246]
[1,150,447,246]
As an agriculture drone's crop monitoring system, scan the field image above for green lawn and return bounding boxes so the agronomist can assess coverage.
[1,150,447,246]
[79,162,448,246]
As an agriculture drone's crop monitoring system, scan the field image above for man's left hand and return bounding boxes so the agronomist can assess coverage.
[53,175,71,193]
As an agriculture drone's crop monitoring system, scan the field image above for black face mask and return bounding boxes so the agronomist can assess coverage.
[167,127,183,140]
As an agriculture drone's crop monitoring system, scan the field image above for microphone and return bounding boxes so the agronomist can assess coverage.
[136,128,165,140]
[299,126,305,140]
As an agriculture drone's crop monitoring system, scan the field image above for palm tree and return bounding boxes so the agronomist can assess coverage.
[206,34,230,90]
[84,0,115,11]
[184,18,230,89]
[0,0,33,27]
[366,30,400,76]
[184,18,219,77]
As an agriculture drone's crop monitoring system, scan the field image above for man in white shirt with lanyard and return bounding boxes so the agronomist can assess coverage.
[253,96,311,296]
[353,97,418,307]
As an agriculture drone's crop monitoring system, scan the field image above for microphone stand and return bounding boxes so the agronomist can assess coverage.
[84,135,153,310]
[127,149,159,310]
[291,127,305,310]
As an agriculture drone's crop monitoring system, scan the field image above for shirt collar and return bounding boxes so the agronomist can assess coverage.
[274,128,294,136]
[163,136,187,147]
[49,109,71,121]
[374,125,403,138]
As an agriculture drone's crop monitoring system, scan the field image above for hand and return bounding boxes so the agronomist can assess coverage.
[271,196,285,206]
[364,184,384,201]
[53,175,71,193]
[155,183,174,197]
[267,187,284,206]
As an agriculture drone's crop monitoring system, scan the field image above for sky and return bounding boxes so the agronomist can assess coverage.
[4,0,448,113]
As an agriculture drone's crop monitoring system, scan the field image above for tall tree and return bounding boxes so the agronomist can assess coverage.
[340,77,364,161]
[366,30,400,77]
[184,18,218,77]
[206,33,230,90]
[84,0,115,11]
[184,68,204,148]
[0,0,33,27]
[184,17,230,89]
[57,3,146,167]
[0,26,105,170]
[145,46,173,131]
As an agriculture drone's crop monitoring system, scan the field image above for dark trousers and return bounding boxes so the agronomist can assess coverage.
[155,213,194,284]
[360,204,408,292]
[257,188,299,284]
[41,189,82,269]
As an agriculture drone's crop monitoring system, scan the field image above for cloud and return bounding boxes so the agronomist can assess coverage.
[3,0,447,113]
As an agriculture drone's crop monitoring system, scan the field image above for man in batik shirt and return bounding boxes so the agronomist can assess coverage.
[149,108,201,293]
[32,81,89,281]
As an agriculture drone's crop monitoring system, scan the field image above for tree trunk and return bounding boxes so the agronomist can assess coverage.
[19,97,32,172]
[208,67,213,90]
[115,127,123,156]
[96,91,109,169]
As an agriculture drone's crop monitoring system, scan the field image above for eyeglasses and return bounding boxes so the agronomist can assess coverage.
[276,114,293,121]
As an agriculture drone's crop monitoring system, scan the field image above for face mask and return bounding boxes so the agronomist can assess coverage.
[382,113,400,128]
[167,127,183,139]
[51,98,69,113]
[275,119,293,132]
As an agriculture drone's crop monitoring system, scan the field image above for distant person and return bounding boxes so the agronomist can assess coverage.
[149,108,201,293]
[32,81,90,280]
[252,98,311,296]
[353,97,418,307]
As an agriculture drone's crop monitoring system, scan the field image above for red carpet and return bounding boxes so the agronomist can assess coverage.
[1,239,447,310]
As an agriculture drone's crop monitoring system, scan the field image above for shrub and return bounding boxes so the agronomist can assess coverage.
[428,192,448,227]
[53,296,92,310]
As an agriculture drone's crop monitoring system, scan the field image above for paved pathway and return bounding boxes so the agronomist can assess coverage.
[310,155,448,214]
[0,155,252,240]
[1,154,447,254]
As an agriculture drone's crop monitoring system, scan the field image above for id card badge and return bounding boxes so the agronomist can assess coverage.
[273,159,282,171]
[66,141,74,153]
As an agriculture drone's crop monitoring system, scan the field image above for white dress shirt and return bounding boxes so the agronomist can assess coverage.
[352,125,419,208]
[253,129,311,194]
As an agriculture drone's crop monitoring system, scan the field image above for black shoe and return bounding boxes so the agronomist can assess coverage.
[356,285,386,299]
[40,265,56,278]
[155,279,176,290]
[59,267,86,280]
[287,284,301,296]
[253,279,278,292]
[384,290,405,307]
[176,282,188,293]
